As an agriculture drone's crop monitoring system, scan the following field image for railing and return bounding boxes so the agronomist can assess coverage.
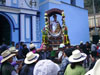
[89,25,100,28]
[89,17,100,28]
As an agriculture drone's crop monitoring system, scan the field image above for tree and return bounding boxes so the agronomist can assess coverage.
[84,0,100,14]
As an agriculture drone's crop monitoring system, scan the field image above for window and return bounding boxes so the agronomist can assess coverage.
[0,0,6,5]
[71,0,76,6]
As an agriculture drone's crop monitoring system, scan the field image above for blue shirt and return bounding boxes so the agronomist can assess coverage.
[60,56,69,75]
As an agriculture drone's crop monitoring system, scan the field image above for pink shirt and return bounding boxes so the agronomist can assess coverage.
[32,49,36,53]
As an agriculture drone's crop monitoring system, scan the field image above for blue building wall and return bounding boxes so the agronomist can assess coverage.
[76,0,84,8]
[0,0,40,48]
[39,0,46,3]
[6,13,19,43]
[54,0,84,8]
[39,3,49,41]
[11,0,18,7]
[55,0,70,4]
[39,0,89,45]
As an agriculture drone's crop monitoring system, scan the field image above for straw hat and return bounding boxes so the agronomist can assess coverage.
[59,43,65,48]
[85,59,100,75]
[29,44,35,49]
[1,50,15,63]
[9,47,18,53]
[24,52,39,64]
[69,49,87,63]
[98,39,100,43]
[34,59,60,75]
[80,41,83,44]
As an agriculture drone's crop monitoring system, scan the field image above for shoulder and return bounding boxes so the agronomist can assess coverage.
[76,65,86,72]
[2,63,15,74]
[62,57,69,63]
[66,64,71,69]
[11,71,18,75]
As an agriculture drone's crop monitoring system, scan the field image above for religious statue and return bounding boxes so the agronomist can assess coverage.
[49,14,61,36]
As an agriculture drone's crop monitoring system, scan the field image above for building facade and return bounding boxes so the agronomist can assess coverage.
[0,0,89,47]
[0,0,40,47]
[89,13,100,41]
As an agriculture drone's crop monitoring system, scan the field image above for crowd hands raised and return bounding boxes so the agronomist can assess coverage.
[0,40,100,75]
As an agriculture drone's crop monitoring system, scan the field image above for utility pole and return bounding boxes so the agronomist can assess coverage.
[92,0,97,35]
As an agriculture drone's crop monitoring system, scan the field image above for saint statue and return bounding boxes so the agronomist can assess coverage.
[49,14,61,36]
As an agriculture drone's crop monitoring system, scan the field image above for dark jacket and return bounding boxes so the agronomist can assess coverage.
[20,63,35,75]
[1,62,16,75]
[22,48,29,58]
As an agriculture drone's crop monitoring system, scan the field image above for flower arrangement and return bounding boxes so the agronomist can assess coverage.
[44,13,49,34]
[61,11,70,45]
[41,13,49,44]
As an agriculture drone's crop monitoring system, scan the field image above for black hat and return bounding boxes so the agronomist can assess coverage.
[64,48,72,57]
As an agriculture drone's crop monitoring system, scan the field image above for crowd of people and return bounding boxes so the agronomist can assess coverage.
[0,40,100,75]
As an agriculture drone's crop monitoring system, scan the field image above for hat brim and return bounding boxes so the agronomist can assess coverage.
[59,46,65,48]
[69,53,87,63]
[11,49,18,53]
[24,54,39,64]
[1,54,15,63]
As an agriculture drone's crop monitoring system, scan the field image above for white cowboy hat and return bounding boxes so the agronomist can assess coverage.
[34,59,60,75]
[29,44,35,49]
[85,59,100,75]
[80,41,83,44]
[69,49,87,63]
[1,50,15,63]
[59,43,65,48]
[24,52,39,64]
[9,47,18,53]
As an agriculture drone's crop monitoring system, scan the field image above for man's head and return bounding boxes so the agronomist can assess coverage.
[59,43,65,51]
[11,41,15,46]
[23,44,27,49]
[16,43,19,49]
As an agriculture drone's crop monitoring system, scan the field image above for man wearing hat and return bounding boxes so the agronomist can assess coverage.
[57,43,65,63]
[0,50,21,75]
[9,47,22,69]
[29,43,36,53]
[20,52,39,75]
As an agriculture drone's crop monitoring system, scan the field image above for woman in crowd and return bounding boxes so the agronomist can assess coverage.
[64,49,87,75]
[29,43,36,53]
[0,50,21,75]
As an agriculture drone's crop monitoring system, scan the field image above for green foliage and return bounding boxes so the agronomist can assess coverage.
[84,0,100,14]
